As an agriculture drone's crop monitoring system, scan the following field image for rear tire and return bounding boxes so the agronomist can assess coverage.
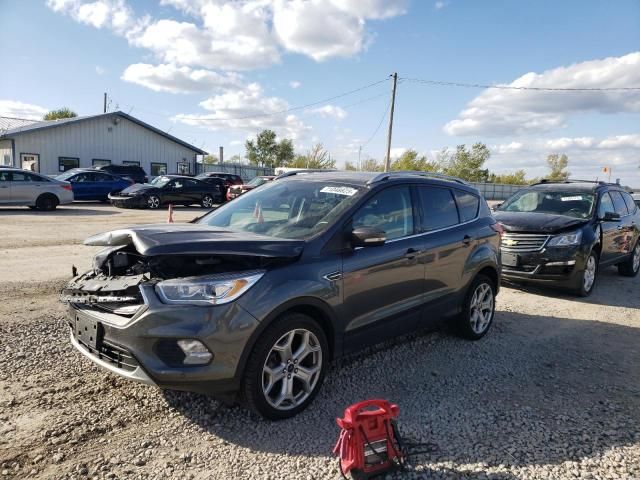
[455,274,496,340]
[575,251,598,296]
[147,195,161,209]
[242,313,328,420]
[35,194,58,211]
[201,194,214,209]
[618,241,640,277]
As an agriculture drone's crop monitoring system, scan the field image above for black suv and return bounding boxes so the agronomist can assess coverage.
[94,164,148,184]
[61,171,501,419]
[494,180,640,296]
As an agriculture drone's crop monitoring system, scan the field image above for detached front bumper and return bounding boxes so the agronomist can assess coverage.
[65,281,260,397]
[108,194,147,208]
[501,246,587,289]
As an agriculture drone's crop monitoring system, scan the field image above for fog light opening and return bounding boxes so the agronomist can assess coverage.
[176,339,213,365]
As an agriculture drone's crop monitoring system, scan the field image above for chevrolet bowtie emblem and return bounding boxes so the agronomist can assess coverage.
[504,239,519,246]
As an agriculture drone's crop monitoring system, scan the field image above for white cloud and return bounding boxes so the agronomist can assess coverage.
[488,133,640,186]
[307,104,347,120]
[390,147,408,159]
[289,80,302,89]
[121,63,242,93]
[434,1,449,10]
[95,65,106,75]
[49,0,408,71]
[172,83,310,140]
[445,52,640,137]
[0,100,48,120]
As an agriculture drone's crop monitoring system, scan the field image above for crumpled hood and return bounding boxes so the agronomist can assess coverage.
[494,211,589,233]
[84,223,305,258]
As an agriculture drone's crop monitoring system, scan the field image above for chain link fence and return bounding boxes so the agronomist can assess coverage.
[469,182,525,200]
[196,163,274,182]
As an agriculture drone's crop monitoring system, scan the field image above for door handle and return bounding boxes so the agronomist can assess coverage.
[462,235,473,245]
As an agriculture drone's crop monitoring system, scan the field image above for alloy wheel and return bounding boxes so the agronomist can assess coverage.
[202,195,213,208]
[583,255,597,292]
[469,282,494,335]
[147,195,160,209]
[262,329,322,411]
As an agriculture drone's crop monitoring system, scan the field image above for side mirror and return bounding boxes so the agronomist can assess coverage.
[602,211,621,222]
[352,226,386,248]
[491,202,502,211]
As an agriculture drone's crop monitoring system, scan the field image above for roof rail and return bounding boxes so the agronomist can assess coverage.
[533,178,620,186]
[274,169,337,180]
[366,171,467,186]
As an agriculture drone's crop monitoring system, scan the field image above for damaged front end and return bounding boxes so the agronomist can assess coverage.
[60,224,305,316]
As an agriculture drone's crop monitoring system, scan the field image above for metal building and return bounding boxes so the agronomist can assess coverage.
[0,111,206,176]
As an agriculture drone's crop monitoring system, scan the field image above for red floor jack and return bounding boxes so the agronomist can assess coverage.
[333,399,436,479]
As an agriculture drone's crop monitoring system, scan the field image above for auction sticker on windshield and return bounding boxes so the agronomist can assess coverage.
[320,186,358,196]
[561,196,584,201]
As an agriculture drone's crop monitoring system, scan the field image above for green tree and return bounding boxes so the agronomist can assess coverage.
[203,155,219,164]
[286,143,336,169]
[360,157,384,172]
[43,107,77,120]
[390,149,440,172]
[228,154,243,164]
[344,161,357,171]
[546,153,570,181]
[245,130,295,168]
[488,169,528,185]
[439,143,490,182]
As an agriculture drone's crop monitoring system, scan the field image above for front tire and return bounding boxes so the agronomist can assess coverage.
[35,194,58,211]
[147,195,161,209]
[242,313,328,420]
[575,251,598,296]
[455,274,496,340]
[618,241,640,277]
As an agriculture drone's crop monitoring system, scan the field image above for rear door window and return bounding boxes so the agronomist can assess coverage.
[418,187,459,231]
[453,190,479,222]
[621,191,637,213]
[609,191,629,216]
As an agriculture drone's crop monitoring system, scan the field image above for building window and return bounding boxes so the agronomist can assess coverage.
[92,159,111,167]
[21,153,40,172]
[177,161,190,175]
[123,161,140,166]
[59,157,79,172]
[151,163,167,176]
[2,154,11,166]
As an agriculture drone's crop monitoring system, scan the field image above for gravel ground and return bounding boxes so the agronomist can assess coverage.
[1,203,639,479]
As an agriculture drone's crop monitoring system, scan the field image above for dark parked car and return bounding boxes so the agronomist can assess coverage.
[108,175,222,209]
[196,172,243,199]
[61,171,501,419]
[494,180,640,296]
[227,175,276,200]
[55,168,132,202]
[94,164,148,184]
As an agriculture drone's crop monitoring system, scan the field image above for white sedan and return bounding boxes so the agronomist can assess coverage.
[0,167,74,210]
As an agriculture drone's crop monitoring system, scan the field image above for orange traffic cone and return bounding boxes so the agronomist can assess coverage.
[167,204,174,223]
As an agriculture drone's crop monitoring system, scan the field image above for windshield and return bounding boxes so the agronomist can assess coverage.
[500,190,595,218]
[197,180,364,239]
[150,176,171,188]
[55,169,81,181]
[247,177,268,187]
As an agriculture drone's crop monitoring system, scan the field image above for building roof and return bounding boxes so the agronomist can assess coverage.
[0,111,207,155]
[0,116,40,132]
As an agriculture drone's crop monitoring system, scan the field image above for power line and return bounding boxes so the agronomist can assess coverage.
[399,77,640,92]
[361,97,392,148]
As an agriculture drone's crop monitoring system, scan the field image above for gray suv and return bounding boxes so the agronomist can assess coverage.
[61,171,501,419]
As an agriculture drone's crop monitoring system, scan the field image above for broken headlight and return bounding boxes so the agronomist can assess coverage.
[155,271,264,305]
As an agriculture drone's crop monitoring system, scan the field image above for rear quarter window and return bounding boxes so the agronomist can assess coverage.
[621,191,637,213]
[453,190,480,222]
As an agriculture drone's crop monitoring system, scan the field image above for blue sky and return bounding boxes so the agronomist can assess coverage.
[1,0,639,185]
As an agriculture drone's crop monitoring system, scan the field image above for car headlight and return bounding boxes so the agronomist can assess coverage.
[547,230,582,247]
[155,271,264,305]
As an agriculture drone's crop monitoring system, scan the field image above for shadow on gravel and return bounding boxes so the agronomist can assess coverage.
[504,266,640,309]
[164,311,640,476]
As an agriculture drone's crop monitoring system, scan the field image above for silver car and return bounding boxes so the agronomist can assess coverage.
[0,168,74,210]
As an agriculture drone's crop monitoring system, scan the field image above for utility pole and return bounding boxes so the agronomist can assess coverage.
[384,72,398,172]
[358,146,362,171]
[219,146,224,164]
[103,93,107,113]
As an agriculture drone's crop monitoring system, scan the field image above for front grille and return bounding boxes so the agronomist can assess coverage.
[76,334,139,372]
[501,233,550,252]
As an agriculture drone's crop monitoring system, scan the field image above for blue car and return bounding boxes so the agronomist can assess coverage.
[55,168,132,202]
